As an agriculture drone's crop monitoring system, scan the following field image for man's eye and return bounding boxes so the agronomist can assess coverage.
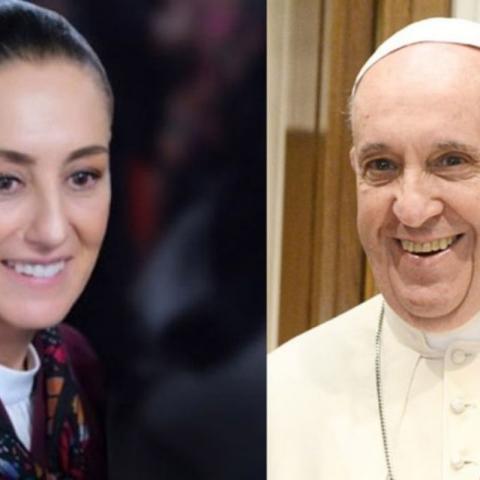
[368,159,396,171]
[68,171,100,189]
[0,175,21,193]
[360,158,399,185]
[439,154,465,167]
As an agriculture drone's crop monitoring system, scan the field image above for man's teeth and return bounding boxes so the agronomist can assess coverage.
[401,236,456,254]
[5,260,65,278]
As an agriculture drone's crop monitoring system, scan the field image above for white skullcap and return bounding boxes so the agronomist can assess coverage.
[352,17,480,95]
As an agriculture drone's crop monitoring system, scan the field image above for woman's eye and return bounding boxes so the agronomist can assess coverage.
[68,171,100,189]
[0,175,21,193]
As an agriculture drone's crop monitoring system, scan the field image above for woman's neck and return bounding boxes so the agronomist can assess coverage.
[0,327,34,370]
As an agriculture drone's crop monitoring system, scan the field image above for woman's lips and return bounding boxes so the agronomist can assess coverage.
[0,257,71,285]
[2,259,66,279]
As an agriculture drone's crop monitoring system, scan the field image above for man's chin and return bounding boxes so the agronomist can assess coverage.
[390,288,467,332]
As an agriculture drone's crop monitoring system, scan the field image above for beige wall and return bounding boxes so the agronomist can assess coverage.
[452,0,480,20]
[267,0,287,351]
[267,0,323,351]
[268,0,452,351]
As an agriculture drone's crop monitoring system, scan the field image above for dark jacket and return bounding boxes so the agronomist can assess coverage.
[29,324,106,479]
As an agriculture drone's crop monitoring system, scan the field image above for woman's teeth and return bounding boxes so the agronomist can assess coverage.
[3,260,65,278]
[401,236,456,254]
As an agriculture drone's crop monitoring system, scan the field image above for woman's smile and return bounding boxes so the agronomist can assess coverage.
[1,257,70,284]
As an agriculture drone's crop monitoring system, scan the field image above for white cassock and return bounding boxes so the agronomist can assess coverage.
[268,294,480,479]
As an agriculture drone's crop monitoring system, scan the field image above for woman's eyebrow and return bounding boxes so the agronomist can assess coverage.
[0,149,35,165]
[0,145,109,165]
[66,145,109,162]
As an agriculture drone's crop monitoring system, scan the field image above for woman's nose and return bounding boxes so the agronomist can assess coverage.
[392,175,443,228]
[24,191,68,251]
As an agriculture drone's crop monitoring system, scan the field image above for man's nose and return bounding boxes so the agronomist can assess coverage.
[392,174,443,228]
[24,191,68,251]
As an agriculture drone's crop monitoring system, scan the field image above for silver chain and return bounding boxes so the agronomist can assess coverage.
[375,302,395,480]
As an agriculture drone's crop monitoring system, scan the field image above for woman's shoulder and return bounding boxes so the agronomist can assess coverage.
[56,323,105,411]
[56,325,106,479]
[56,323,99,369]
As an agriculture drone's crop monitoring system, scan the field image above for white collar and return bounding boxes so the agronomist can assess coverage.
[424,309,480,352]
[0,344,40,406]
[385,302,480,357]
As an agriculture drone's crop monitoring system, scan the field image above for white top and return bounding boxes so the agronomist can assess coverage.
[268,295,480,479]
[0,345,40,449]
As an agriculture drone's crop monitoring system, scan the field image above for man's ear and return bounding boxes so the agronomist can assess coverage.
[349,147,357,173]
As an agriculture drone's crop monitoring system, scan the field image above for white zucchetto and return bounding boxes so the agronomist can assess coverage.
[353,17,480,95]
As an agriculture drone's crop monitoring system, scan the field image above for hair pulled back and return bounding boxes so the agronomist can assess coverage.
[0,0,113,118]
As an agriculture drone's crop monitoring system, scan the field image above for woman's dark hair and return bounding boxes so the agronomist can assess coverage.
[0,0,113,118]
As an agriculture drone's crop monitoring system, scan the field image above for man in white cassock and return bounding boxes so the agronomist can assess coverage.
[268,17,480,480]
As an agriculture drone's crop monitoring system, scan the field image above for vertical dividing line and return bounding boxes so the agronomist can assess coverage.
[408,0,413,21]
[333,0,349,315]
[364,0,378,300]
[307,0,326,327]
[373,0,380,46]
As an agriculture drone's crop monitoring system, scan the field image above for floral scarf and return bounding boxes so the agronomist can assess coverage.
[0,327,89,479]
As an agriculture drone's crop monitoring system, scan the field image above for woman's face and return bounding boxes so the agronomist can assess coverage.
[0,59,111,334]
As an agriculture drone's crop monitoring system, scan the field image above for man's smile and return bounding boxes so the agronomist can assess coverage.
[397,234,463,256]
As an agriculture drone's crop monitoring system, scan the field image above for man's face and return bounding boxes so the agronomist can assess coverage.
[351,43,480,331]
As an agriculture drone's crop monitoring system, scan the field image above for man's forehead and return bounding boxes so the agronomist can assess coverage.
[350,42,480,127]
[350,53,480,150]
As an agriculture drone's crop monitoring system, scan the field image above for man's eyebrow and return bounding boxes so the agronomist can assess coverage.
[358,142,389,158]
[434,141,480,156]
[0,145,109,165]
[358,141,480,158]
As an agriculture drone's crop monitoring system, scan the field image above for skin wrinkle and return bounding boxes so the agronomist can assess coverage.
[348,70,480,134]
[356,142,480,186]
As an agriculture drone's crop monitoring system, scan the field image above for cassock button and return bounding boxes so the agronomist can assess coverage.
[451,349,467,365]
[451,455,465,470]
[450,398,466,414]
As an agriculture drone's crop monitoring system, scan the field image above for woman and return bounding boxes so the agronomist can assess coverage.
[0,1,113,478]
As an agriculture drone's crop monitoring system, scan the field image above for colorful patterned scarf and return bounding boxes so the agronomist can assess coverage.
[0,327,89,479]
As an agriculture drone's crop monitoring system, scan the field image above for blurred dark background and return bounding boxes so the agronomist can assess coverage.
[28,0,265,478]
